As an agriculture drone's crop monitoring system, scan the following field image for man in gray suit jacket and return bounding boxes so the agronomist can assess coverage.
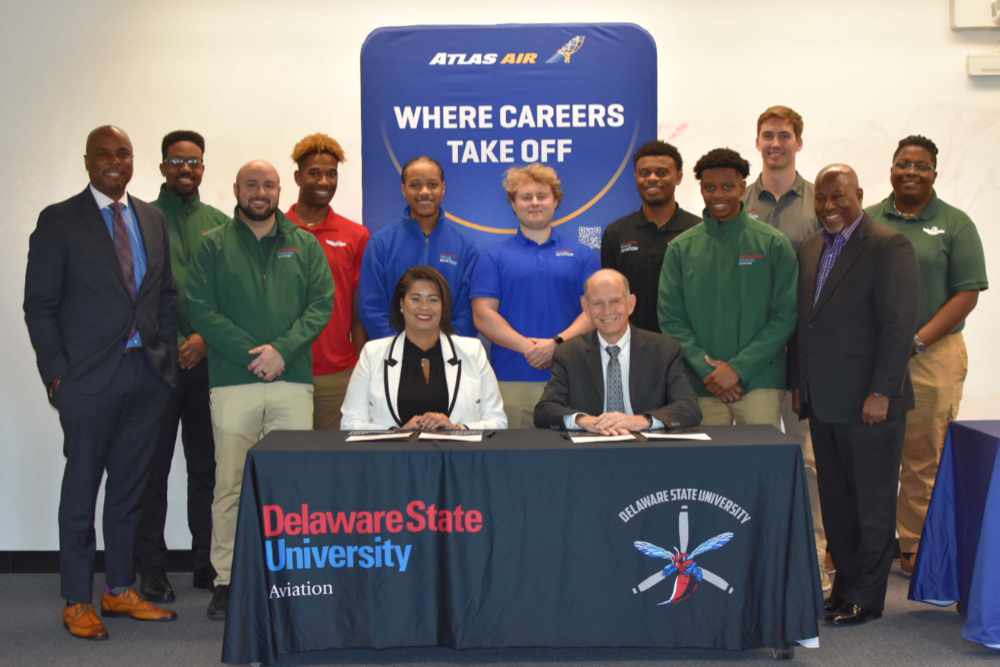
[534,269,701,433]
[791,164,918,626]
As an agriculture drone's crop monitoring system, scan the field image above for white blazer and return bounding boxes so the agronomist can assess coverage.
[341,332,507,431]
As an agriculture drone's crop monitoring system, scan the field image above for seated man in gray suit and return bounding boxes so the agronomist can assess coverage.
[535,269,701,434]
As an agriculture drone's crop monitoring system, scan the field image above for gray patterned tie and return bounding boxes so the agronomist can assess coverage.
[605,345,625,412]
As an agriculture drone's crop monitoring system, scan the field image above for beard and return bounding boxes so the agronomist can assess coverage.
[238,200,278,222]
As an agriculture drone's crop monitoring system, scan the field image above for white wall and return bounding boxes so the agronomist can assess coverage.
[2,0,996,550]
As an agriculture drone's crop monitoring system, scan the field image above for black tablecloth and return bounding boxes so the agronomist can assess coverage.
[223,428,821,664]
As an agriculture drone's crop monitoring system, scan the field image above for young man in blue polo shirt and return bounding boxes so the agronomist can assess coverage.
[472,164,598,427]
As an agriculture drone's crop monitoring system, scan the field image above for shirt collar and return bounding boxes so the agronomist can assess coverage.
[156,183,199,211]
[702,206,748,234]
[885,192,939,221]
[750,171,805,202]
[90,184,129,211]
[515,225,556,247]
[637,204,686,232]
[287,203,336,230]
[597,325,631,352]
[790,172,806,196]
[821,213,863,247]
[403,206,443,237]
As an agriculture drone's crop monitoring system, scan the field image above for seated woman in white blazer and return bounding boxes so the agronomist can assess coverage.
[341,266,507,431]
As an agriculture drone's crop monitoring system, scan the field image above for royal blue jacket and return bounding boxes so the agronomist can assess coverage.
[359,209,479,338]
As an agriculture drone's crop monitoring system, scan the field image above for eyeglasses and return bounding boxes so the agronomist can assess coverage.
[893,160,934,173]
[164,157,203,168]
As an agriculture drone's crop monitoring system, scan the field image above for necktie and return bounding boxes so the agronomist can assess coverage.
[605,345,625,412]
[111,202,136,298]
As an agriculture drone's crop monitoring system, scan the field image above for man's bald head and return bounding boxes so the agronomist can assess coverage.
[234,160,281,224]
[585,268,631,298]
[236,159,279,183]
[816,163,859,189]
[85,125,131,153]
[84,125,134,199]
[814,163,863,234]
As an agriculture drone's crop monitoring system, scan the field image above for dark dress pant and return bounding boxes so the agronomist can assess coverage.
[135,359,215,574]
[810,414,905,612]
[57,349,170,603]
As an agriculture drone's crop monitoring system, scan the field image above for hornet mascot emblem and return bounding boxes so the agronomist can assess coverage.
[632,505,735,605]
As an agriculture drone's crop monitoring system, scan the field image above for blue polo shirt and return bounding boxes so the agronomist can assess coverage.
[472,227,599,381]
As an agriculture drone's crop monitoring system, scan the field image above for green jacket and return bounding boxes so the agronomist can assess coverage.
[186,210,334,388]
[153,185,229,343]
[658,208,798,396]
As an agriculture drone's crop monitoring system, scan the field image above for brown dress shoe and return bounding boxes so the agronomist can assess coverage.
[101,588,177,622]
[63,603,109,640]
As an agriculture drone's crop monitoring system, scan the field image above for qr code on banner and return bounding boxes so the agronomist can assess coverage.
[578,226,602,249]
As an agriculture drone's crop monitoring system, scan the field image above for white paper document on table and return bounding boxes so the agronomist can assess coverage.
[417,431,483,443]
[641,432,712,441]
[345,431,413,442]
[569,434,637,444]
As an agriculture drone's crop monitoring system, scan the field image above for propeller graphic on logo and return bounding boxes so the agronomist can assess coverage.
[632,505,735,605]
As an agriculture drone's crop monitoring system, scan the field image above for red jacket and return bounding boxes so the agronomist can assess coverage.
[286,204,370,375]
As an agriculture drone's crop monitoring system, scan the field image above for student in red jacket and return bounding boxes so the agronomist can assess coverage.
[285,133,370,429]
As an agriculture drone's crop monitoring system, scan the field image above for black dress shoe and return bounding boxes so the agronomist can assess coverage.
[139,571,176,604]
[828,603,882,626]
[823,595,845,613]
[207,584,229,621]
[193,565,216,591]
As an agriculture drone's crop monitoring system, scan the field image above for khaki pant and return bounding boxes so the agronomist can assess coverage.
[499,381,546,429]
[209,381,313,585]
[313,369,351,431]
[782,393,831,593]
[897,333,967,554]
[698,388,783,429]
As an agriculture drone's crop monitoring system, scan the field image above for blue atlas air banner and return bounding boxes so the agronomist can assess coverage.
[360,24,657,249]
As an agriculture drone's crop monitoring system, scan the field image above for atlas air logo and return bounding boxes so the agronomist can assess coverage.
[631,505,736,605]
[428,35,585,66]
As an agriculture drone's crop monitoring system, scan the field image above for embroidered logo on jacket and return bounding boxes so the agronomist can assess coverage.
[620,241,640,253]
[325,239,349,248]
[555,249,576,257]
[922,226,946,236]
[438,252,458,266]
[277,247,300,259]
[738,254,765,266]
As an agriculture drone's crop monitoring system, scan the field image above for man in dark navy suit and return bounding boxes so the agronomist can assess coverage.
[24,125,179,639]
[792,164,919,626]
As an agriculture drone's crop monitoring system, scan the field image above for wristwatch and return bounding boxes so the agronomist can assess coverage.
[913,334,927,355]
[553,335,565,345]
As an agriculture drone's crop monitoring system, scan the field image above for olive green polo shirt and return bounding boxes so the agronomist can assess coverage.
[743,172,820,251]
[866,193,988,332]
